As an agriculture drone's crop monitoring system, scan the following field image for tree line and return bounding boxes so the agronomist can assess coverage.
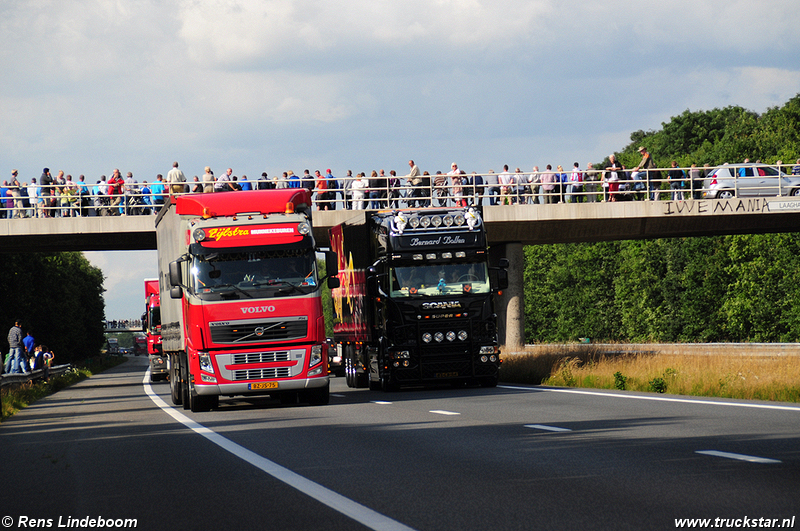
[526,94,800,343]
[0,252,105,363]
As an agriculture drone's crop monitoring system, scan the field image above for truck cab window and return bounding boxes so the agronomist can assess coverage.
[190,248,318,299]
[389,262,490,297]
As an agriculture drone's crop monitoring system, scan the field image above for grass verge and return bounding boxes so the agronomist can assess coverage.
[500,345,800,403]
[1,355,128,421]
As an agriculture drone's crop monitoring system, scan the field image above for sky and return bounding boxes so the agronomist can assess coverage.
[3,0,800,320]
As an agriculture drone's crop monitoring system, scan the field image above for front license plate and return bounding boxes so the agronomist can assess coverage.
[249,382,279,390]
[435,372,459,378]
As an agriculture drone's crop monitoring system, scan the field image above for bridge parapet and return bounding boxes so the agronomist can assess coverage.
[2,197,800,252]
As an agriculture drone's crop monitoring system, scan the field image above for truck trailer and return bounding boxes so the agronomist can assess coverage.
[329,207,507,391]
[142,278,165,382]
[155,189,337,412]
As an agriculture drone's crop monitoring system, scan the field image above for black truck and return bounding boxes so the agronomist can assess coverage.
[329,207,508,390]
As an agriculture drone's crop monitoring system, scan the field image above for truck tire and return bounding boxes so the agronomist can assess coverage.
[380,371,398,392]
[480,375,499,388]
[304,382,330,406]
[347,346,368,389]
[180,354,191,411]
[169,354,182,405]
[189,386,217,412]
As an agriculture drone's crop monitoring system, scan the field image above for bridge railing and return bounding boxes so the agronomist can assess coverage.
[3,163,799,218]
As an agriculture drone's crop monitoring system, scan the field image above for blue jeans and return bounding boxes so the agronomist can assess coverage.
[8,347,26,373]
[369,191,382,210]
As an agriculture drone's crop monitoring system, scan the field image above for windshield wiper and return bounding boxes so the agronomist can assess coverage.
[209,283,254,298]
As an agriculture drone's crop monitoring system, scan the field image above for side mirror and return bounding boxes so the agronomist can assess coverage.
[325,250,338,278]
[496,269,509,290]
[327,277,340,289]
[170,286,182,299]
[498,258,510,269]
[168,260,182,287]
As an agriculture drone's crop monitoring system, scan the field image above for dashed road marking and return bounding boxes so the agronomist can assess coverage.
[696,450,781,464]
[524,424,572,432]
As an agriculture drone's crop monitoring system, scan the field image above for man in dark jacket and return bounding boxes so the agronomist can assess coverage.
[6,320,26,374]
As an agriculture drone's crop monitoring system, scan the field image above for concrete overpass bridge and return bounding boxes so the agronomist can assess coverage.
[4,196,800,348]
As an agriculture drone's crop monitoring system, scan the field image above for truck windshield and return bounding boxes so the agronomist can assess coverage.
[189,247,318,300]
[148,307,161,335]
[390,262,490,297]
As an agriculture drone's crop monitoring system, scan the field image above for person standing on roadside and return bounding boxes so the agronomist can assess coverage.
[23,330,35,368]
[6,320,26,374]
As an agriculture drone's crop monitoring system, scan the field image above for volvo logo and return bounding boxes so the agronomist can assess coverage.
[422,301,462,310]
[241,305,276,314]
[254,326,265,336]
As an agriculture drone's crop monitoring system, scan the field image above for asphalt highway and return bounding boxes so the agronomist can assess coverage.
[1,355,798,531]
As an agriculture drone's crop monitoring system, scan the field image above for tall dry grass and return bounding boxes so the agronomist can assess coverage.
[500,345,800,402]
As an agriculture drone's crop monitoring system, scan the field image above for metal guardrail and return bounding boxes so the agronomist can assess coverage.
[0,364,72,388]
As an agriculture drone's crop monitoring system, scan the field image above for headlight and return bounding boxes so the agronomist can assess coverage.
[193,228,206,241]
[309,344,323,368]
[199,352,214,374]
[458,330,468,341]
[480,346,496,355]
[409,216,420,229]
[434,332,444,343]
[446,331,456,342]
[430,215,442,227]
[422,333,432,343]
[297,222,311,235]
[420,216,431,228]
[443,214,454,226]
[454,213,465,226]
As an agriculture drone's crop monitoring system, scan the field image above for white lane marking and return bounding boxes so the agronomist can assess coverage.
[142,370,417,531]
[430,410,461,416]
[372,401,393,405]
[499,385,800,412]
[696,450,781,464]
[524,424,572,432]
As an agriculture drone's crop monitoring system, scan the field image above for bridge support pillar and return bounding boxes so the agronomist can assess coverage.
[491,242,525,353]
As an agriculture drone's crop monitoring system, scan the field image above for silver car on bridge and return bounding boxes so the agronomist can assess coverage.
[703,164,800,199]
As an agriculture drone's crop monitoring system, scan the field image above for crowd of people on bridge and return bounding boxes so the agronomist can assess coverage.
[4,156,800,217]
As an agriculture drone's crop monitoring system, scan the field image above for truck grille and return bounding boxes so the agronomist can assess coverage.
[209,316,308,344]
[232,367,291,381]
[233,351,291,364]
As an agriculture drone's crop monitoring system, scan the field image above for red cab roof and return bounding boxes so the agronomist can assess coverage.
[174,189,311,217]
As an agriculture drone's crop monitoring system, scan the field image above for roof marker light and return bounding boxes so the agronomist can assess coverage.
[285,202,295,214]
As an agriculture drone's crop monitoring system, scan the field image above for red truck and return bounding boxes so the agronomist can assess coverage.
[142,279,165,382]
[155,189,338,412]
